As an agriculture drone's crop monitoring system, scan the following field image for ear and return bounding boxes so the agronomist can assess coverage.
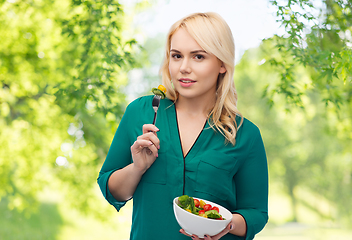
[219,64,227,74]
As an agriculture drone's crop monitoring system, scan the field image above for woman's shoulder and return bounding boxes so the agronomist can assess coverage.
[238,116,262,137]
[233,116,265,152]
[121,96,153,121]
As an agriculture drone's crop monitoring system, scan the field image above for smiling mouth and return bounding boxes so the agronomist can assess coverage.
[179,79,195,83]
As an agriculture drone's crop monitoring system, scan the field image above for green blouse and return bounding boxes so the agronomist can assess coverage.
[97,95,268,240]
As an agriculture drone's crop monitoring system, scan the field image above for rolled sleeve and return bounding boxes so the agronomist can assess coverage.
[97,169,127,211]
[234,209,268,240]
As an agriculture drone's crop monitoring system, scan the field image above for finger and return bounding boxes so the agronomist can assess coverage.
[228,222,234,231]
[144,143,158,157]
[142,124,159,134]
[179,229,191,237]
[179,229,198,238]
[137,132,160,149]
[179,229,202,240]
[131,139,159,158]
[131,139,154,153]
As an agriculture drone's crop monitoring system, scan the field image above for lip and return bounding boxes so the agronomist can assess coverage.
[178,78,196,88]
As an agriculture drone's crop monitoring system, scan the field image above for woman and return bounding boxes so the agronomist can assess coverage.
[98,12,268,240]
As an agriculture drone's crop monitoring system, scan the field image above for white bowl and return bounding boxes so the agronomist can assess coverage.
[173,197,233,238]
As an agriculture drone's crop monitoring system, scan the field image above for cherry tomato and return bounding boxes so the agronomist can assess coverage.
[198,210,205,215]
[203,204,212,212]
[217,216,223,220]
[212,206,219,213]
[194,199,200,208]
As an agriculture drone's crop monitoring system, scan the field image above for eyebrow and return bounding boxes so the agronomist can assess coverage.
[170,49,208,54]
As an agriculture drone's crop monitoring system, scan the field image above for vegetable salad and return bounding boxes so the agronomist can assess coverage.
[177,195,225,220]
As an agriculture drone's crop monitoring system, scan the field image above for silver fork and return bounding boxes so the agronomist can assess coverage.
[146,95,161,156]
[152,95,161,125]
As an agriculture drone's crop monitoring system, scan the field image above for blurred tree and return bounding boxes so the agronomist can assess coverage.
[235,44,352,226]
[265,2,352,225]
[266,0,352,110]
[0,0,138,217]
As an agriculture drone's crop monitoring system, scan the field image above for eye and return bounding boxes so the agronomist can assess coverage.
[194,54,204,60]
[171,53,182,59]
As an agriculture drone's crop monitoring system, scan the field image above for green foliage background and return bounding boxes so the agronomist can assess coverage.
[262,0,352,226]
[0,0,351,239]
[0,0,138,218]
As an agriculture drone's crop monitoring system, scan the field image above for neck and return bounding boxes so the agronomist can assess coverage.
[175,94,216,117]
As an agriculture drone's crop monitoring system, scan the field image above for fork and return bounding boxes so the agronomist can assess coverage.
[152,95,161,125]
[146,95,161,156]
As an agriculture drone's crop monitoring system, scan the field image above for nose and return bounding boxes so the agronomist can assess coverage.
[180,59,191,74]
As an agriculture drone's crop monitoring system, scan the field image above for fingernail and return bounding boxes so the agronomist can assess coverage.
[155,153,158,158]
[230,224,234,230]
[158,145,160,149]
[191,236,196,239]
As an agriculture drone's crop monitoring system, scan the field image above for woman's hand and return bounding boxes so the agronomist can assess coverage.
[179,222,233,240]
[130,124,160,174]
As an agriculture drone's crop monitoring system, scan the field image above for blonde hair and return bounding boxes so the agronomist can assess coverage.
[160,12,243,145]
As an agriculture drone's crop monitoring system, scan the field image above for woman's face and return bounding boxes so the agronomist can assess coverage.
[168,28,226,102]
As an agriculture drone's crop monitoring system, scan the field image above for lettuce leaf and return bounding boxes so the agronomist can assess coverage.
[178,195,196,214]
[205,210,222,219]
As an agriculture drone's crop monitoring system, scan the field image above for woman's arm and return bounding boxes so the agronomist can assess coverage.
[108,124,160,201]
[229,213,246,237]
[233,126,269,239]
[97,97,157,210]
[108,163,144,201]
